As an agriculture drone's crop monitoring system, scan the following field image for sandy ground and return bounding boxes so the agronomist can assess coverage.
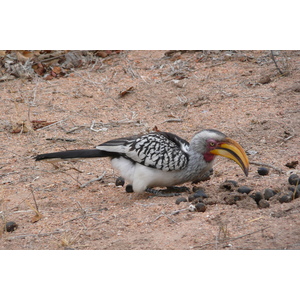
[1,50,300,250]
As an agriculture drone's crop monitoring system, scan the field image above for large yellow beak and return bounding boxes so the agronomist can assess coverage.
[210,138,249,176]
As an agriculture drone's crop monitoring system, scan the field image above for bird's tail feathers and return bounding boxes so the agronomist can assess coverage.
[35,149,110,161]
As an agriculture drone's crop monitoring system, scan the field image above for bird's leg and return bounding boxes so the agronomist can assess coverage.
[145,187,189,197]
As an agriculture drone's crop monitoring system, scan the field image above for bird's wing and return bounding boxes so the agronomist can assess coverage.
[96,132,190,171]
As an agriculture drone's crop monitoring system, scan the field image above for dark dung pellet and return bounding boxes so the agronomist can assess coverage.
[175,197,188,205]
[257,167,269,176]
[5,221,18,232]
[237,186,253,194]
[115,177,125,186]
[264,188,277,200]
[288,174,300,186]
[194,189,208,198]
[195,202,207,212]
[220,180,238,191]
[258,199,270,208]
[288,187,300,199]
[279,192,293,203]
[125,184,134,193]
[250,192,263,203]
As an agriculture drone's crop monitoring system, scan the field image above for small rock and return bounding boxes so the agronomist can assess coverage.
[125,184,133,193]
[264,188,277,200]
[288,174,300,186]
[195,203,207,212]
[291,84,300,93]
[189,204,196,212]
[4,221,18,232]
[257,167,269,176]
[258,75,271,84]
[115,177,125,186]
[278,192,293,203]
[250,192,263,203]
[175,197,188,205]
[258,199,270,208]
[237,186,253,194]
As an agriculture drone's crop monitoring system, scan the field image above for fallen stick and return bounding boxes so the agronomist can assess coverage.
[6,229,67,240]
[193,226,271,249]
[36,118,69,131]
[80,171,106,188]
[151,213,177,224]
[249,161,283,174]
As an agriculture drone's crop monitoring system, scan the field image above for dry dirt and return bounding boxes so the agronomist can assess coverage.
[1,50,300,250]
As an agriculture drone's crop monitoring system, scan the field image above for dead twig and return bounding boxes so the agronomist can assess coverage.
[193,226,271,249]
[270,51,283,75]
[151,213,177,224]
[162,118,183,123]
[5,229,67,240]
[79,171,106,188]
[35,118,69,131]
[249,161,283,174]
[46,138,77,142]
[64,212,102,224]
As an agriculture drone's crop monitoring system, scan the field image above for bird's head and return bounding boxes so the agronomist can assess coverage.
[193,129,249,176]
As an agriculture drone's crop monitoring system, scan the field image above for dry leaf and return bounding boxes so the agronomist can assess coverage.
[33,63,46,76]
[11,122,30,133]
[52,66,62,75]
[31,213,43,223]
[119,86,134,97]
[16,51,30,63]
[285,161,299,169]
[31,120,56,130]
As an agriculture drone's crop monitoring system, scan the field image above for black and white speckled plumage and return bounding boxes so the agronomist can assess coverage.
[97,132,190,171]
[35,129,242,193]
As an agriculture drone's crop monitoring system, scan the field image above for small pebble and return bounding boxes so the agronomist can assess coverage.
[250,192,263,203]
[258,199,270,208]
[257,167,269,176]
[175,197,188,205]
[237,186,253,194]
[279,192,293,203]
[4,221,18,232]
[195,203,207,212]
[258,75,271,84]
[264,188,277,200]
[189,204,196,212]
[115,177,125,186]
[288,174,300,186]
[125,184,133,193]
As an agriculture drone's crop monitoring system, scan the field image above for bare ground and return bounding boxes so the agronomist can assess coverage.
[1,50,300,250]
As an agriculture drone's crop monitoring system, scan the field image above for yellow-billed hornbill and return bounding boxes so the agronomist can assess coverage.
[35,129,249,195]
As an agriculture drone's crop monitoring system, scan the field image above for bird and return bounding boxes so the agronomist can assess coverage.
[35,129,249,196]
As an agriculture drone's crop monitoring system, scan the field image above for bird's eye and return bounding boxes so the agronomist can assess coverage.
[210,142,216,147]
